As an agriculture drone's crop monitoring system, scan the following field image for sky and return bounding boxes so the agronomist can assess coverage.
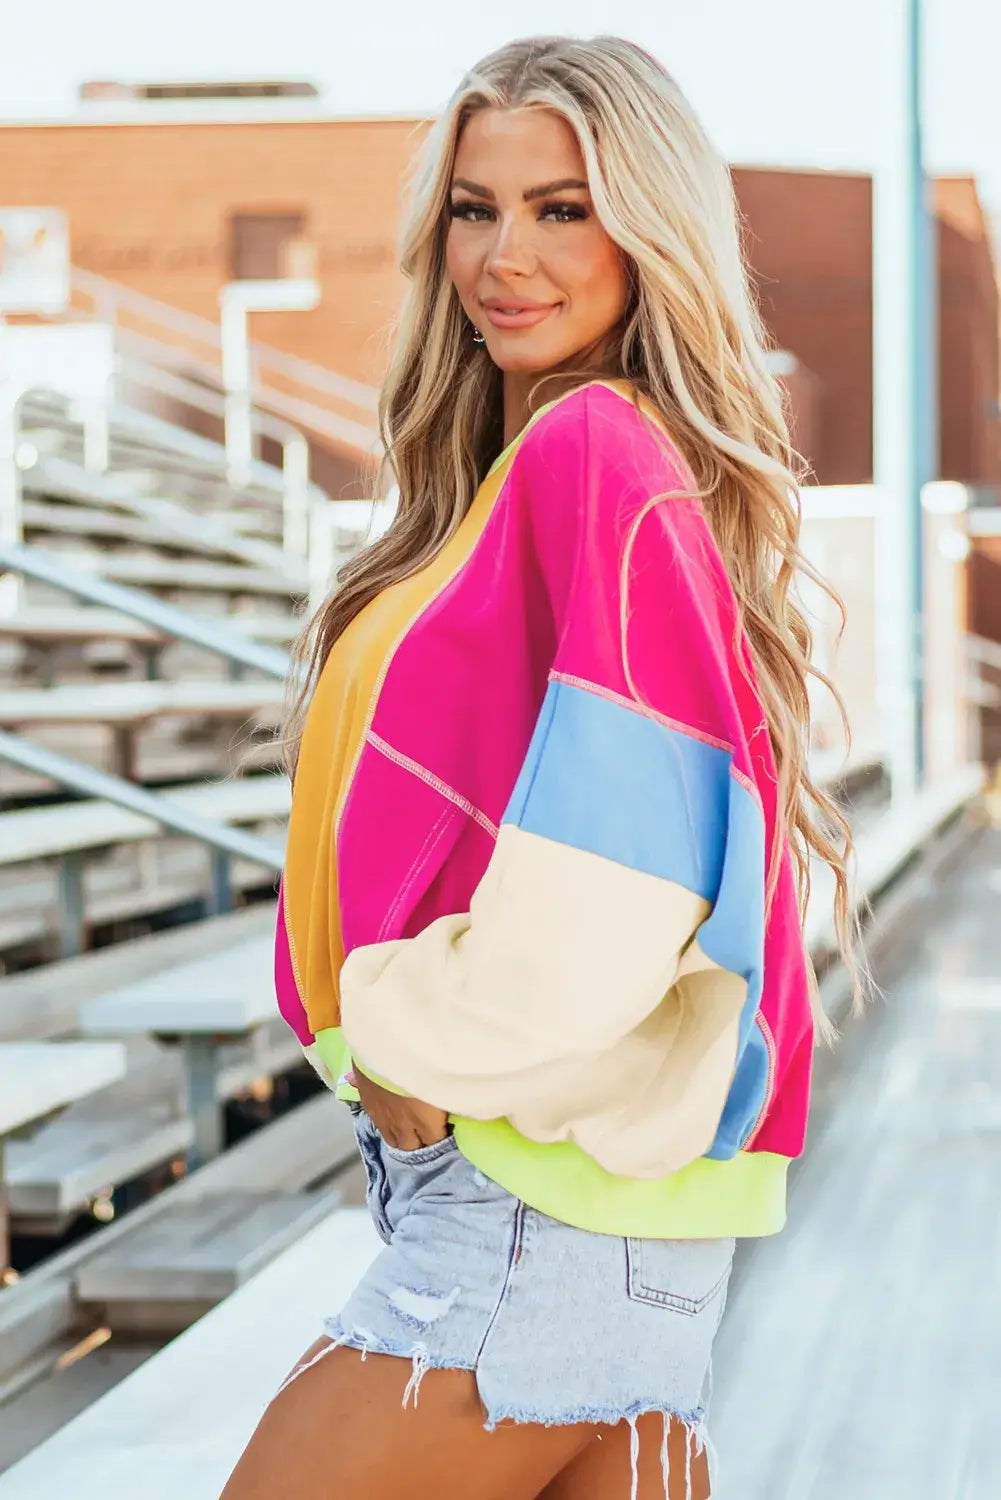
[1,1,1000,212]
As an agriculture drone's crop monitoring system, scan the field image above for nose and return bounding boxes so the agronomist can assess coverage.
[484,210,538,280]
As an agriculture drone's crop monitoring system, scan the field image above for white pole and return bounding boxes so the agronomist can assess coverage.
[219,277,319,494]
[873,0,936,804]
[220,290,253,487]
[82,386,111,475]
[282,432,311,561]
[308,496,337,616]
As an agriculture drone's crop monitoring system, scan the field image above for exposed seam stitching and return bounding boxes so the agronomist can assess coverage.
[376,807,452,942]
[333,383,600,843]
[628,1258,732,1316]
[625,1238,731,1315]
[366,731,499,838]
[742,1010,778,1150]
[332,472,513,844]
[730,765,759,800]
[550,669,734,753]
[332,382,687,849]
[475,1200,526,1368]
[549,669,765,809]
[278,878,309,1032]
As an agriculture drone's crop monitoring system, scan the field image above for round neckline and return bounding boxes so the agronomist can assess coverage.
[485,378,634,479]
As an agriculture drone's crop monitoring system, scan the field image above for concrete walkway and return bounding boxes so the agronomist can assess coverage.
[712,825,1001,1499]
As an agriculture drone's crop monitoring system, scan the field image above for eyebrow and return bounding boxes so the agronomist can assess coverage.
[450,177,589,202]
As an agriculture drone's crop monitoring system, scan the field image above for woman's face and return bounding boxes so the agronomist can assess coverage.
[445,107,629,374]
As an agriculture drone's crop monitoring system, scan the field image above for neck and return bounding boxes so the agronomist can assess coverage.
[501,344,621,448]
[501,368,596,448]
[501,370,535,448]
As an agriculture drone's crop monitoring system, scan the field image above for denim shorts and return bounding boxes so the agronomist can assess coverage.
[286,1107,734,1497]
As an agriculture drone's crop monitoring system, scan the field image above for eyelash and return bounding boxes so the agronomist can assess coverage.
[449,201,588,225]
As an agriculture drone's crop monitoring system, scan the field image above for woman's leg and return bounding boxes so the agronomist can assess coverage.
[221,1340,592,1500]
[538,1412,711,1500]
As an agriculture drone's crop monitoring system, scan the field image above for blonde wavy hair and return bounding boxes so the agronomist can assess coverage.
[287,35,861,1030]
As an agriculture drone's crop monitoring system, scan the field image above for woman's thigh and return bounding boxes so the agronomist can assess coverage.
[539,1412,711,1500]
[220,1341,592,1500]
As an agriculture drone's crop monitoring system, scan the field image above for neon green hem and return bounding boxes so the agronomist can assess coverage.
[453,1117,790,1239]
[314,1029,410,1102]
[312,1027,355,1100]
[312,1030,789,1238]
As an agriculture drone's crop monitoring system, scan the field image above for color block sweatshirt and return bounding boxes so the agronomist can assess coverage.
[275,379,814,1238]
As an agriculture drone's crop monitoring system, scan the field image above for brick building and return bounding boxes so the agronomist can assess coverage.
[739,168,1000,487]
[0,109,998,490]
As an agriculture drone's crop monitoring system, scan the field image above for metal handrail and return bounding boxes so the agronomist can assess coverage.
[71,266,227,353]
[115,351,302,447]
[113,335,379,457]
[235,382,381,457]
[246,340,379,413]
[0,730,284,872]
[0,543,292,678]
[70,266,380,420]
[28,453,310,582]
[23,383,302,499]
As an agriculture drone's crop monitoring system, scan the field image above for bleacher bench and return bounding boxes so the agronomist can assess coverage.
[5,1017,302,1232]
[0,776,286,958]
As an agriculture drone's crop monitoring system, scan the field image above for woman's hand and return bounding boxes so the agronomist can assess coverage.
[352,1068,449,1151]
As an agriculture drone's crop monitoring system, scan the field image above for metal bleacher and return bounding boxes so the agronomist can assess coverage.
[0,273,385,1429]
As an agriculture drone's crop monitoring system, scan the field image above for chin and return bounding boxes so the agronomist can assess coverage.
[490,341,578,375]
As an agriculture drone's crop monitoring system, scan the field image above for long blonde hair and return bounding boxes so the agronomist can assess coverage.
[287,35,860,1029]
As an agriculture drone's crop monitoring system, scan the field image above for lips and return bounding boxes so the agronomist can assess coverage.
[481,299,559,331]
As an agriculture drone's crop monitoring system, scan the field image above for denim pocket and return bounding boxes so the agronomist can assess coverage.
[381,1133,458,1166]
[625,1237,735,1316]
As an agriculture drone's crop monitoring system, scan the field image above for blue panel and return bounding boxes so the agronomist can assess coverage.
[705,1020,770,1159]
[697,772,766,1008]
[505,679,736,901]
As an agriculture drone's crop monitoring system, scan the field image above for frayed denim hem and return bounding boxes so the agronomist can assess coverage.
[276,1327,717,1499]
[271,1318,475,1410]
[484,1401,715,1500]
[481,1398,706,1430]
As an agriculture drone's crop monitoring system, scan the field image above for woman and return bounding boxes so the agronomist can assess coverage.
[223,34,854,1500]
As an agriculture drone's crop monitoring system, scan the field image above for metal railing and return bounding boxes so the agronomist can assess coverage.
[0,729,284,953]
[68,266,381,457]
[0,267,386,609]
[0,543,291,679]
[60,353,323,567]
[71,266,378,410]
[0,544,292,952]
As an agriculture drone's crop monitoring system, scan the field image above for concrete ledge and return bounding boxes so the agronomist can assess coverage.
[805,763,984,954]
[0,1210,380,1500]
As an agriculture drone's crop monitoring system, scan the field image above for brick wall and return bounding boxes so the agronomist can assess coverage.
[0,118,427,385]
[935,178,1001,488]
[736,168,875,484]
[736,167,1001,488]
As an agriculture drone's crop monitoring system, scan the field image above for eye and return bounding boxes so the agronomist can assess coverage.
[449,201,494,223]
[540,202,589,223]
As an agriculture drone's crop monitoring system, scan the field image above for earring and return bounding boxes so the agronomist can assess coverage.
[471,326,486,346]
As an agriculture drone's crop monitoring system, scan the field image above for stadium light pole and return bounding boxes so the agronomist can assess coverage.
[873,0,937,802]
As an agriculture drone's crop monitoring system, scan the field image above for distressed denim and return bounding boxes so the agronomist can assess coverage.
[283,1107,735,1497]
